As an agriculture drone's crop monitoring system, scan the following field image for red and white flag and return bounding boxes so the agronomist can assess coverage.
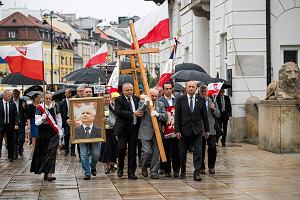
[85,43,108,68]
[107,60,119,93]
[134,1,170,48]
[158,38,178,87]
[207,82,223,97]
[0,41,44,80]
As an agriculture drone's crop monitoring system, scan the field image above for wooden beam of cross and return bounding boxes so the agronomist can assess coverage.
[116,23,167,162]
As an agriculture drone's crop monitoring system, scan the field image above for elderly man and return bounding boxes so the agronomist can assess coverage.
[138,88,167,179]
[0,90,18,162]
[199,85,220,174]
[175,80,210,181]
[75,86,84,98]
[114,83,143,180]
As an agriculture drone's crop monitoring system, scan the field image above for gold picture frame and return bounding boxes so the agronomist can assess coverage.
[69,97,106,144]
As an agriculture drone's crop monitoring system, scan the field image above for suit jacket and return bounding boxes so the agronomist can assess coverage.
[11,98,27,126]
[138,100,167,140]
[59,99,69,128]
[114,94,140,137]
[205,97,220,136]
[175,94,210,136]
[216,95,232,120]
[0,100,18,132]
[158,95,176,107]
[75,124,101,139]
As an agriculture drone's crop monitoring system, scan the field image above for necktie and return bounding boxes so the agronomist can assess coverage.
[85,127,90,135]
[221,96,225,111]
[5,102,8,123]
[127,96,133,111]
[189,96,194,113]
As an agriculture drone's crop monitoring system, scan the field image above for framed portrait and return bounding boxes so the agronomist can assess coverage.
[69,97,106,144]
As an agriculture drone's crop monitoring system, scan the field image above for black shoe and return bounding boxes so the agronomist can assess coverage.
[165,172,171,177]
[91,168,97,176]
[193,171,202,181]
[173,172,179,178]
[13,155,18,160]
[47,176,56,182]
[83,175,91,180]
[200,169,205,174]
[64,151,69,156]
[9,158,13,162]
[19,152,23,157]
[117,169,123,177]
[44,174,48,180]
[142,169,148,177]
[150,173,159,179]
[71,152,76,156]
[104,168,110,174]
[209,168,215,174]
[128,174,138,180]
[180,172,186,179]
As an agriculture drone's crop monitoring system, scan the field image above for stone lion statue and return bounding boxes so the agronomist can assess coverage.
[266,62,300,100]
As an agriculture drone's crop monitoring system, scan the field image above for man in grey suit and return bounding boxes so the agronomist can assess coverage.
[138,88,167,179]
[199,85,220,175]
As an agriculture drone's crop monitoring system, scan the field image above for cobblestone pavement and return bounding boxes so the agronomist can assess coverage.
[0,142,300,200]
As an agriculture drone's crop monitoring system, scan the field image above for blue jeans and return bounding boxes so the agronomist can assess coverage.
[79,142,101,176]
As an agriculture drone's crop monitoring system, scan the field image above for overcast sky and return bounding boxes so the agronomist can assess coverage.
[1,0,158,21]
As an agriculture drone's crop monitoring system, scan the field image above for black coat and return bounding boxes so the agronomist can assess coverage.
[0,100,18,130]
[114,94,140,137]
[11,98,27,126]
[59,99,69,128]
[175,94,210,136]
[75,124,101,139]
[216,95,232,120]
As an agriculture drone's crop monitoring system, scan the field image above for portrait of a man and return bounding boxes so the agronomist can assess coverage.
[75,103,101,139]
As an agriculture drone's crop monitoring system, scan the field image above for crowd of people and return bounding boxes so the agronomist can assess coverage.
[0,81,232,182]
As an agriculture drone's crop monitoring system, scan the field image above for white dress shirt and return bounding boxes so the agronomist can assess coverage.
[3,99,9,123]
[164,95,175,106]
[127,96,137,125]
[13,99,19,114]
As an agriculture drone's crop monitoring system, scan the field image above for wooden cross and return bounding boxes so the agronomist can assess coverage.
[117,22,167,162]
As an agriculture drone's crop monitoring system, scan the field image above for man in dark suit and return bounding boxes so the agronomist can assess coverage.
[158,81,180,178]
[0,90,19,162]
[175,81,210,181]
[114,82,143,180]
[75,124,101,139]
[11,89,27,158]
[60,89,74,156]
[216,89,232,147]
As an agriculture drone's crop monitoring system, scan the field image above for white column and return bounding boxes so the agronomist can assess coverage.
[192,15,209,73]
[209,0,216,77]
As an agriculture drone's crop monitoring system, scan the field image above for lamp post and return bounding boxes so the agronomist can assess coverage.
[40,9,56,91]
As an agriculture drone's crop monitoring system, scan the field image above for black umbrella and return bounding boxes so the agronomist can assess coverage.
[175,63,207,73]
[172,70,213,84]
[1,73,46,85]
[175,83,185,92]
[64,68,106,84]
[212,78,232,89]
[52,88,76,101]
[24,85,44,96]
[25,91,43,98]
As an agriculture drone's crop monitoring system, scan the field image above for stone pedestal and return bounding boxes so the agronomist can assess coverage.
[258,100,300,153]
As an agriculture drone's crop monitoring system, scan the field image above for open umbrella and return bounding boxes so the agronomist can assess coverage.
[212,78,232,89]
[172,70,213,84]
[64,68,105,84]
[175,63,207,73]
[25,91,43,98]
[24,85,44,96]
[175,83,185,92]
[52,88,76,101]
[1,73,46,85]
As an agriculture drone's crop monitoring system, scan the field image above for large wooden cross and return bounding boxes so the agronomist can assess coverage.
[117,22,167,162]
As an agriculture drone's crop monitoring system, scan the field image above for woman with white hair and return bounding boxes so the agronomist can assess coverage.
[30,91,63,182]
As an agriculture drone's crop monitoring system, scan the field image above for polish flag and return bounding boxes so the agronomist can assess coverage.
[134,1,170,48]
[0,41,44,80]
[107,60,119,93]
[85,43,108,68]
[207,82,224,97]
[158,38,178,87]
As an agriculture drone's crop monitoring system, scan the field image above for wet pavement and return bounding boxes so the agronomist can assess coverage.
[1,142,300,200]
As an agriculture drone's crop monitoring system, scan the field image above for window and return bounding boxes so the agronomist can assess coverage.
[8,31,16,39]
[65,57,68,65]
[284,50,298,64]
[61,56,64,65]
[70,57,72,65]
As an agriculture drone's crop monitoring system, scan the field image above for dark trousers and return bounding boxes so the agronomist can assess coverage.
[219,115,229,144]
[64,125,70,152]
[117,126,138,175]
[0,124,14,159]
[13,125,25,156]
[162,138,180,174]
[201,135,217,170]
[179,134,202,173]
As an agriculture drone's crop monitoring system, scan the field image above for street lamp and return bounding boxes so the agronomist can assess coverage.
[40,9,56,91]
